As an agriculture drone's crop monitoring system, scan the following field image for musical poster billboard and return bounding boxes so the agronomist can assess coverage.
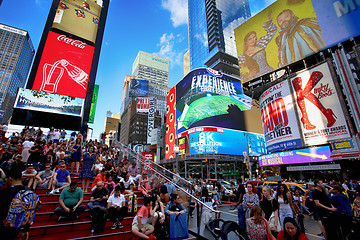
[52,0,102,44]
[176,68,252,135]
[129,79,149,97]
[136,97,149,113]
[289,62,351,146]
[234,0,326,83]
[260,80,303,152]
[14,88,83,117]
[31,31,94,99]
[259,145,332,167]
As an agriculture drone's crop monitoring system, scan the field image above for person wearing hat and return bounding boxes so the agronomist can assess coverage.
[21,164,37,188]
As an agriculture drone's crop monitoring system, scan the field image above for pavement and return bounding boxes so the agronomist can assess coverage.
[188,206,325,240]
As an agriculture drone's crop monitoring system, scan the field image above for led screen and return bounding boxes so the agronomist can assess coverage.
[53,0,102,44]
[32,31,94,99]
[176,68,252,135]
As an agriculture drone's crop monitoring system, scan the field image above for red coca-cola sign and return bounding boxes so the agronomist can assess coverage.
[32,31,94,99]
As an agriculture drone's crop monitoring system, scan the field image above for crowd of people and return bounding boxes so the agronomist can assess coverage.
[0,124,360,240]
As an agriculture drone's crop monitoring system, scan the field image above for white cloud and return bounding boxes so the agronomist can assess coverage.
[195,32,208,48]
[161,0,188,27]
[154,33,187,68]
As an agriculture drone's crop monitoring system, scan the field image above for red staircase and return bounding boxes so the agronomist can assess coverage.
[29,172,143,240]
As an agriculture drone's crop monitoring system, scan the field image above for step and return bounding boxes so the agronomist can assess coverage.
[30,216,134,236]
[38,193,92,202]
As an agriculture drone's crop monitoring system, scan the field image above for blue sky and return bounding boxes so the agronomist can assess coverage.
[0,0,272,139]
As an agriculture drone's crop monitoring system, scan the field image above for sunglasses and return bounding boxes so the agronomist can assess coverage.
[61,166,65,168]
[46,167,51,169]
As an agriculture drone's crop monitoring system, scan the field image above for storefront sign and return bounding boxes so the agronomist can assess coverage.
[287,164,341,171]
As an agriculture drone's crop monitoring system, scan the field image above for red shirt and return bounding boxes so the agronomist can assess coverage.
[91,173,106,189]
[277,230,309,240]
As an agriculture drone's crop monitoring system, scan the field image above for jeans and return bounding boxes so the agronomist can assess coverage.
[87,201,106,210]
[237,204,245,230]
[279,208,293,229]
[54,205,86,218]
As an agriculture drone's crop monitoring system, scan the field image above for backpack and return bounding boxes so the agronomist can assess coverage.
[127,195,138,214]
[4,189,39,229]
[91,205,108,233]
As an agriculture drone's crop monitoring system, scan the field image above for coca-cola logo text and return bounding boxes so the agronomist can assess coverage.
[57,35,86,49]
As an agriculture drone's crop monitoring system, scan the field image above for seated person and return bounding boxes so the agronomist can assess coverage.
[54,181,86,221]
[107,185,127,229]
[131,195,156,240]
[87,181,109,210]
[50,161,71,194]
[21,164,37,188]
[90,169,106,192]
[165,193,187,216]
[33,163,54,193]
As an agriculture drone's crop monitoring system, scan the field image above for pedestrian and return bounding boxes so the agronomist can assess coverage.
[246,205,274,240]
[260,186,280,235]
[275,184,296,230]
[79,146,96,193]
[235,177,246,230]
[242,182,259,220]
[277,217,309,240]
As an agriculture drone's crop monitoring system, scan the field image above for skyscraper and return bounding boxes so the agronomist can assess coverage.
[188,0,251,76]
[0,23,35,122]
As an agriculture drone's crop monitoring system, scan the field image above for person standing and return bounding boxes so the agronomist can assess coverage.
[276,184,296,230]
[235,177,246,230]
[330,185,352,239]
[242,182,260,220]
[70,138,82,175]
[312,179,337,240]
[246,205,274,240]
[79,146,96,193]
[260,185,279,235]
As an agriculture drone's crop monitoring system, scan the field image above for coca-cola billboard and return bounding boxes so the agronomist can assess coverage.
[32,31,94,99]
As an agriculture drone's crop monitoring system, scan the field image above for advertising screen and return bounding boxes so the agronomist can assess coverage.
[14,88,83,117]
[52,0,102,44]
[32,31,94,99]
[234,0,326,83]
[176,68,252,135]
[289,62,351,145]
[259,146,332,167]
[187,128,266,156]
[260,80,303,152]
[129,79,149,97]
[88,84,99,123]
[166,87,176,160]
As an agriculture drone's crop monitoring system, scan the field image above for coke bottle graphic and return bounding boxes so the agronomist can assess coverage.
[60,59,88,89]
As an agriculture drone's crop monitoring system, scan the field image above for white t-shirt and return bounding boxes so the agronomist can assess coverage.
[54,131,60,140]
[23,140,34,148]
[95,163,103,171]
[107,194,126,207]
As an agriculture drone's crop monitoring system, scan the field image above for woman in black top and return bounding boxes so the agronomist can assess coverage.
[260,185,280,234]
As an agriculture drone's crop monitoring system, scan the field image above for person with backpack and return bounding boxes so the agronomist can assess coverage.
[0,165,39,240]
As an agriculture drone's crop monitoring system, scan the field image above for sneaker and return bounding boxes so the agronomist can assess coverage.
[111,223,117,230]
[58,216,65,221]
[54,189,60,194]
[317,233,324,237]
[148,235,156,240]
[117,222,123,228]
[49,189,55,195]
[91,229,95,234]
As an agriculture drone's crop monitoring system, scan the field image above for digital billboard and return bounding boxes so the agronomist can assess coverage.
[234,0,326,83]
[129,79,149,97]
[176,68,252,135]
[14,88,83,117]
[88,84,99,123]
[166,87,176,160]
[136,97,149,113]
[52,0,102,44]
[31,31,94,99]
[187,128,266,156]
[259,146,332,167]
[260,80,303,152]
[289,62,351,146]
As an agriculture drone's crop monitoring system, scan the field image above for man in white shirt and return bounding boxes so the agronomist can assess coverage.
[22,137,34,163]
[107,185,127,229]
[53,130,60,143]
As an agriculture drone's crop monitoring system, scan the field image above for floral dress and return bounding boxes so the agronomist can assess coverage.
[79,152,96,179]
[246,218,267,240]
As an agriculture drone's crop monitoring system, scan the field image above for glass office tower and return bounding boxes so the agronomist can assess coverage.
[0,24,35,122]
[188,0,251,75]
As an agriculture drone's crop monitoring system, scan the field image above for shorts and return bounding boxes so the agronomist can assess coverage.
[132,223,153,233]
[56,182,69,188]
[38,180,50,189]
[313,210,321,221]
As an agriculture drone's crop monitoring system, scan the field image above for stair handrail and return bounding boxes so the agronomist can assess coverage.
[114,140,218,213]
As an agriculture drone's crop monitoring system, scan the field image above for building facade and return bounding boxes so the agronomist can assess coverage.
[188,0,251,76]
[0,23,35,122]
[184,50,190,76]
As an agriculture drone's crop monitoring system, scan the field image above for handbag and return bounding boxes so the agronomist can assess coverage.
[268,212,281,232]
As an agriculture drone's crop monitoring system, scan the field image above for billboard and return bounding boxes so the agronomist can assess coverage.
[259,146,332,167]
[14,88,83,117]
[147,97,156,144]
[136,97,149,113]
[176,68,252,135]
[166,87,176,160]
[88,84,99,123]
[129,79,149,97]
[260,80,303,152]
[187,128,266,156]
[141,152,154,176]
[289,62,351,145]
[52,0,102,44]
[31,31,94,99]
